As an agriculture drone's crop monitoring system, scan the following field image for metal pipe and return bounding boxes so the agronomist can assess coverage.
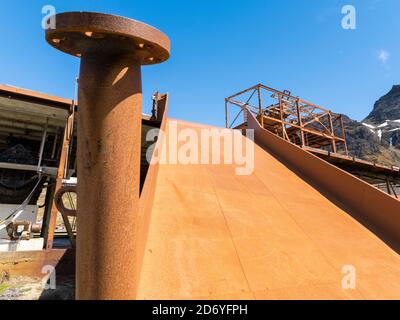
[225,100,228,128]
[258,85,264,128]
[45,12,170,300]
[37,118,49,171]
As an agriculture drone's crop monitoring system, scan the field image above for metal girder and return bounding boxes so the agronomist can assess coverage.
[0,162,71,176]
[225,83,348,155]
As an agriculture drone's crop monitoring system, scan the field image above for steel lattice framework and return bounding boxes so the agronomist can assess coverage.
[225,84,348,155]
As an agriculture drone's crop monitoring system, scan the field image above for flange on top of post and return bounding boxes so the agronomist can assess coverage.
[45,12,170,64]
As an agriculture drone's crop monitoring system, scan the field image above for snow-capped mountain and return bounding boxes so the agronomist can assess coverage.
[344,85,400,166]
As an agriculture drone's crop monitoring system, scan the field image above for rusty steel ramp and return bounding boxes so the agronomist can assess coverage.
[136,115,400,300]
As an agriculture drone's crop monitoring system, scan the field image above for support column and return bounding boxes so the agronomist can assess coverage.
[328,112,337,153]
[296,100,305,147]
[45,110,74,249]
[45,12,170,300]
[77,53,142,299]
[258,85,264,128]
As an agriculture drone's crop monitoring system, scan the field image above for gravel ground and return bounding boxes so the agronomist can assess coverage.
[0,275,75,300]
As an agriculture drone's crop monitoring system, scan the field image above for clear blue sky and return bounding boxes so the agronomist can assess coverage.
[0,0,399,126]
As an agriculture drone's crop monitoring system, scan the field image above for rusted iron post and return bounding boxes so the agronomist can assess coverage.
[45,108,74,249]
[296,100,306,147]
[328,111,337,153]
[46,12,170,300]
[225,100,229,128]
[278,94,286,139]
[40,179,55,239]
[257,85,264,128]
[339,115,349,156]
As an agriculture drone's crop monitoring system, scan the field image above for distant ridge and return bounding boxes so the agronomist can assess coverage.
[344,85,400,166]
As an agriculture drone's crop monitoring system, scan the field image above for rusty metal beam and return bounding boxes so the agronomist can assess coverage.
[295,100,306,147]
[40,179,56,239]
[226,84,259,100]
[257,85,264,128]
[45,11,170,300]
[45,108,75,249]
[340,115,349,156]
[328,112,337,153]
[0,84,72,111]
[225,100,228,128]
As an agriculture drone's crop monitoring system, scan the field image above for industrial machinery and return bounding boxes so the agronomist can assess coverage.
[0,85,77,250]
[0,84,166,251]
[0,85,76,205]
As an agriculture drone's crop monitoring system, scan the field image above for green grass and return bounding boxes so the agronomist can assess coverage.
[0,284,10,295]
